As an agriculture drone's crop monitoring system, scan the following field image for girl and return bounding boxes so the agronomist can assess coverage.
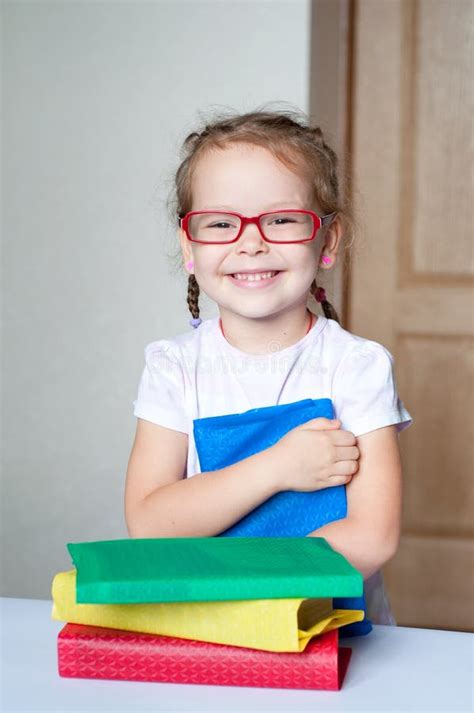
[125,108,413,626]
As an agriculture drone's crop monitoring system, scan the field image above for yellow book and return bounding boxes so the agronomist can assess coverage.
[51,569,364,653]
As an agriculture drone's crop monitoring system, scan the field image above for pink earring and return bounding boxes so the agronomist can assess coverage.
[186,260,194,271]
[322,256,332,265]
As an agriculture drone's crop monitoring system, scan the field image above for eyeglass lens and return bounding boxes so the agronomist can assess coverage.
[188,212,315,243]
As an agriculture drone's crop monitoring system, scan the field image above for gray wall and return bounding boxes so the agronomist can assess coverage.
[2,0,310,598]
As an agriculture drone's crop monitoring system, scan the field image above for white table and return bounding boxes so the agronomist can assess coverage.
[1,597,473,712]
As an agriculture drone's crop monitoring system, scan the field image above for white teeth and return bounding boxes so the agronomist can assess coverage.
[232,271,278,281]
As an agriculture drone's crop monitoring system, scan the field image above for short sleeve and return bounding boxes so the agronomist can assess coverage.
[332,342,413,437]
[132,342,189,434]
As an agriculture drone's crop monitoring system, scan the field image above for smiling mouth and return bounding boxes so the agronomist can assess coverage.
[228,270,282,282]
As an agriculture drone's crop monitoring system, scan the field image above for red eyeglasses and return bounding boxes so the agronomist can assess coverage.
[178,209,337,244]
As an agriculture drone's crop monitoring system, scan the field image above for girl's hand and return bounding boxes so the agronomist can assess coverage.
[270,418,360,492]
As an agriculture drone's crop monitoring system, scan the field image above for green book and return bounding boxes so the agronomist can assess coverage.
[67,537,363,604]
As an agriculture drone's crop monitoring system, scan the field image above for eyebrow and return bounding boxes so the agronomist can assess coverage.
[201,201,307,211]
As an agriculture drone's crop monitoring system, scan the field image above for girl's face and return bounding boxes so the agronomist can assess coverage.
[179,142,338,322]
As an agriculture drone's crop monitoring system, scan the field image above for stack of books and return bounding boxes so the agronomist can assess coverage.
[52,537,365,690]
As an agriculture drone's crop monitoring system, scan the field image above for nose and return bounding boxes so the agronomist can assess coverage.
[234,221,269,254]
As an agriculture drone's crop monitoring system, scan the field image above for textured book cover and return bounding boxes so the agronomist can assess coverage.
[193,398,347,537]
[67,536,363,604]
[52,569,364,652]
[57,623,352,691]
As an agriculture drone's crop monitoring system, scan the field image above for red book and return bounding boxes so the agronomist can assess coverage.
[58,623,352,691]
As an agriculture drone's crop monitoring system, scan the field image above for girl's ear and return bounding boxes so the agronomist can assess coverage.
[178,228,194,266]
[320,215,343,267]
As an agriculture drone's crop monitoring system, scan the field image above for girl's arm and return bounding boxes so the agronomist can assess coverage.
[306,424,403,580]
[125,416,354,538]
[125,418,284,538]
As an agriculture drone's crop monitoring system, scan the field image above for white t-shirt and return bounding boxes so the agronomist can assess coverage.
[133,313,412,476]
[132,313,413,624]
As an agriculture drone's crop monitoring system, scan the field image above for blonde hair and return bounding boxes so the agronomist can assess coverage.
[168,105,356,325]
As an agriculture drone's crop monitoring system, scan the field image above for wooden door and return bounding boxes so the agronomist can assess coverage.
[311,0,473,631]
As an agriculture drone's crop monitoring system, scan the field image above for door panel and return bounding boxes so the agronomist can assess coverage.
[312,0,474,631]
[350,0,473,631]
[384,535,474,632]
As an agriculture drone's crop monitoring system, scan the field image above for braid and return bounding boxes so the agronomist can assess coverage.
[309,278,340,323]
[187,274,201,320]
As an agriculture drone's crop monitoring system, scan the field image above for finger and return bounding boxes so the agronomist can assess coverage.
[332,460,359,476]
[334,445,360,462]
[328,429,357,446]
[327,473,353,486]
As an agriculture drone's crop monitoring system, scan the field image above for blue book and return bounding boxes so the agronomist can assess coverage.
[193,398,372,637]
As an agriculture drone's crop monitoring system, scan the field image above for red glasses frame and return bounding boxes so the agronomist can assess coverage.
[178,209,337,244]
